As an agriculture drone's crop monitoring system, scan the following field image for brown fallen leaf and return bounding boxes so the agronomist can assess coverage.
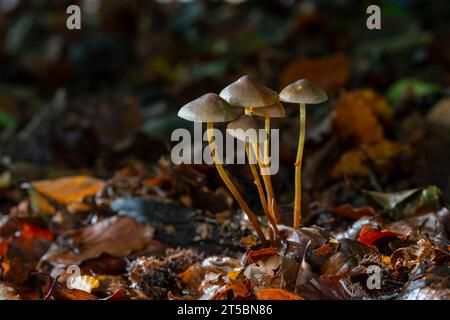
[312,244,334,257]
[333,204,377,220]
[29,176,104,214]
[247,247,278,264]
[256,288,303,300]
[50,285,97,300]
[44,216,158,267]
[226,278,250,299]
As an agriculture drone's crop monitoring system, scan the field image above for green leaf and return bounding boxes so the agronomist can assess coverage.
[364,188,420,210]
[363,186,445,220]
[386,78,440,103]
[0,111,18,129]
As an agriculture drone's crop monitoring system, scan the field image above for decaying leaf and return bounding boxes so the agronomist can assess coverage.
[333,204,377,220]
[256,288,303,300]
[321,239,378,276]
[43,216,159,267]
[399,262,450,300]
[363,186,444,221]
[357,225,401,248]
[29,176,104,214]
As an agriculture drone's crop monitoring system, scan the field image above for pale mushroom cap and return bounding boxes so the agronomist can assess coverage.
[220,75,279,108]
[227,114,262,143]
[279,79,328,104]
[251,101,286,118]
[178,93,238,123]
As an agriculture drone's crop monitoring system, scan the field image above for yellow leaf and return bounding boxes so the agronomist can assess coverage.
[30,176,104,214]
[331,149,368,178]
[331,140,412,178]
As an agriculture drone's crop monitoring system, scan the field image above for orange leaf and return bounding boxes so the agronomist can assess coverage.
[333,90,385,145]
[227,278,250,298]
[256,289,304,300]
[20,223,53,241]
[280,54,349,94]
[247,247,278,264]
[358,225,399,247]
[312,244,334,256]
[30,176,104,214]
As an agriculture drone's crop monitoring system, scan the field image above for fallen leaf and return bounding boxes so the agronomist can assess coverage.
[364,186,444,220]
[333,90,387,145]
[399,262,450,300]
[387,78,441,103]
[333,204,377,220]
[321,239,378,276]
[247,247,278,264]
[357,225,400,247]
[296,275,351,300]
[44,216,158,267]
[256,288,303,300]
[226,278,250,298]
[312,244,334,256]
[29,176,104,214]
[20,223,53,241]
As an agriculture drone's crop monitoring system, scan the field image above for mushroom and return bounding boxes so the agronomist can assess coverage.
[249,100,285,168]
[279,79,328,228]
[178,93,266,241]
[220,75,281,223]
[227,115,279,239]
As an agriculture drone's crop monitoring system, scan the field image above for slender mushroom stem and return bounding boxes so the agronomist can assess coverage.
[293,103,306,229]
[245,144,279,237]
[251,142,280,224]
[263,115,281,223]
[264,116,270,165]
[206,122,266,241]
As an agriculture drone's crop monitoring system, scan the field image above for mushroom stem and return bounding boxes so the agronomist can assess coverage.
[264,116,270,165]
[263,115,281,223]
[206,122,266,241]
[293,103,306,229]
[245,144,279,237]
[251,142,280,224]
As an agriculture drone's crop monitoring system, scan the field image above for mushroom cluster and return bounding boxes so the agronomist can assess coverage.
[178,76,328,243]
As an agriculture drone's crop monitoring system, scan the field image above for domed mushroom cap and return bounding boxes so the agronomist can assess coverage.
[178,93,238,123]
[251,101,285,118]
[220,75,279,108]
[227,114,262,143]
[279,79,328,104]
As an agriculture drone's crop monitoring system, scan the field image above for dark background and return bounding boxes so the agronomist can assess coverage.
[0,0,449,201]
